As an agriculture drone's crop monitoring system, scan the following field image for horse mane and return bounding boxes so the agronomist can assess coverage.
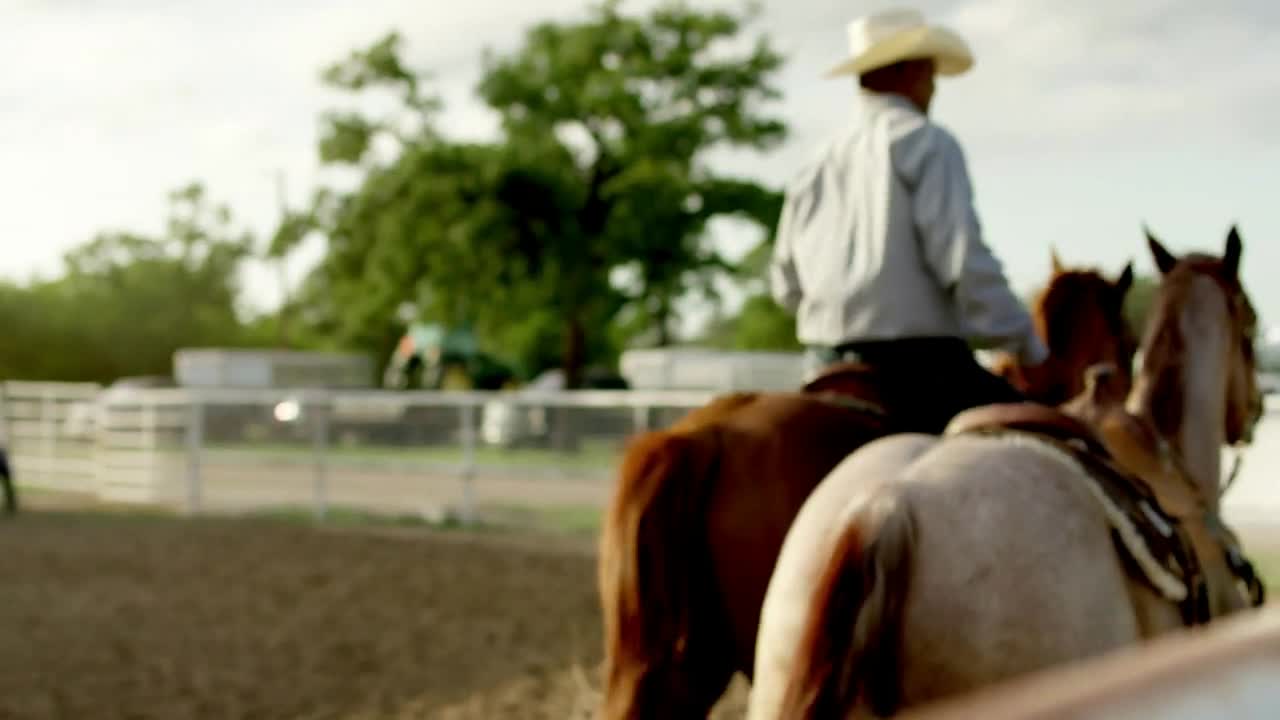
[1132,254,1236,438]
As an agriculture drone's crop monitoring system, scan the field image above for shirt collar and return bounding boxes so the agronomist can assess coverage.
[856,89,923,117]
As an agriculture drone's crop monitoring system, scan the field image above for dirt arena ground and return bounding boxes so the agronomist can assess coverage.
[3,492,1276,720]
[0,509,750,720]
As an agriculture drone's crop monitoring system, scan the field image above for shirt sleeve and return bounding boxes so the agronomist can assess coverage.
[769,182,804,314]
[904,125,1048,366]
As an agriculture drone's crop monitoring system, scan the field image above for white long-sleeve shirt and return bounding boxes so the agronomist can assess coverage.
[770,90,1048,366]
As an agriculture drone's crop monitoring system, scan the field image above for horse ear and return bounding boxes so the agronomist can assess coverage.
[1144,224,1178,275]
[1050,246,1064,273]
[1115,262,1134,298]
[1223,225,1242,280]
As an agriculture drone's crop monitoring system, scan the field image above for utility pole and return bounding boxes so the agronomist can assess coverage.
[273,170,292,349]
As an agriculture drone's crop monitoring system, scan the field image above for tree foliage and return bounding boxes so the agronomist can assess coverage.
[0,184,256,383]
[696,234,799,350]
[1122,273,1160,340]
[476,0,785,347]
[288,0,788,386]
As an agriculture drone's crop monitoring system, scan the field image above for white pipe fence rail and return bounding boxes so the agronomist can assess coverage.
[2,381,1277,531]
[0,381,100,494]
[0,381,716,524]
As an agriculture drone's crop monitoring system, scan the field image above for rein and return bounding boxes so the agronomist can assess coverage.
[1149,427,1265,609]
[1221,449,1245,497]
[1220,395,1264,497]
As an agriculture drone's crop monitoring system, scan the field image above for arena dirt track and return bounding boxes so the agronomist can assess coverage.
[0,511,749,719]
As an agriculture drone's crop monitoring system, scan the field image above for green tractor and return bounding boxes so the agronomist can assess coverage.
[382,323,515,391]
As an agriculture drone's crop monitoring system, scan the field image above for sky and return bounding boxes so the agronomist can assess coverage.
[3,0,1279,335]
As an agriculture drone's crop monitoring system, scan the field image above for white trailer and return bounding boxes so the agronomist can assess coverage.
[619,348,806,392]
[173,348,373,389]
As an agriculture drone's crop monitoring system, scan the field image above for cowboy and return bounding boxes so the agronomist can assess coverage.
[770,8,1047,432]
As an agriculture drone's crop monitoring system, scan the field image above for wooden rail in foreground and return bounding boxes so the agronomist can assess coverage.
[904,604,1280,720]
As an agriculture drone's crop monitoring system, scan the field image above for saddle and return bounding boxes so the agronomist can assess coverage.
[947,402,1109,456]
[801,361,893,419]
[944,365,1264,625]
[946,402,1211,623]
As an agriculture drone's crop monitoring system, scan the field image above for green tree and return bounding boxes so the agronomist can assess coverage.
[0,280,79,380]
[289,0,788,387]
[699,294,800,350]
[0,183,255,383]
[1123,273,1160,339]
[696,235,800,350]
[477,0,786,364]
[272,33,522,375]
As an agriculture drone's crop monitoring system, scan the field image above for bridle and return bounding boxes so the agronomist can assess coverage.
[1219,272,1263,497]
[1220,393,1262,498]
[1136,267,1266,609]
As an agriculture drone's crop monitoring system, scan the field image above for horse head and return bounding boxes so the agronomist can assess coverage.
[995,249,1136,405]
[1134,225,1261,448]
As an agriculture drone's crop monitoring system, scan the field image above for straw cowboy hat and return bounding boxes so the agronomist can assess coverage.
[825,8,974,78]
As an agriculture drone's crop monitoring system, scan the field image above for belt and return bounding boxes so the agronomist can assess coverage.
[828,337,971,365]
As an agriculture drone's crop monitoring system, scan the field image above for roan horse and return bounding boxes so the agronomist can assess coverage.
[749,227,1265,719]
[597,257,1136,719]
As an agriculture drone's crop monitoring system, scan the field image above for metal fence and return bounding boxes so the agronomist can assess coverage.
[4,381,1278,532]
[0,381,714,527]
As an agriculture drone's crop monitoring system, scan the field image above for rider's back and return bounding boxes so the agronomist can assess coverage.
[777,93,985,349]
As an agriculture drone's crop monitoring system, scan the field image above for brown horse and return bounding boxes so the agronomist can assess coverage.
[991,248,1136,405]
[750,227,1264,720]
[596,258,1136,719]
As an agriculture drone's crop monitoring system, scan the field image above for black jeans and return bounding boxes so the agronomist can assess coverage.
[811,337,1026,434]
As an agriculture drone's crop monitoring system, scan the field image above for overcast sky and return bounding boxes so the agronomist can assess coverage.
[3,0,1278,333]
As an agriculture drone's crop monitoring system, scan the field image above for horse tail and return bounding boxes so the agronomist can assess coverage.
[777,491,917,719]
[597,426,721,719]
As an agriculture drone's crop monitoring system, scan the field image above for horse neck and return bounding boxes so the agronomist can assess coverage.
[1126,277,1229,513]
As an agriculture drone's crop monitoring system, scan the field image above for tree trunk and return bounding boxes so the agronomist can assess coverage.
[562,314,586,390]
[654,294,673,347]
[553,314,586,453]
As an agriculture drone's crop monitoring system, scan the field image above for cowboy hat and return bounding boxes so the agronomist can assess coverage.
[825,8,974,78]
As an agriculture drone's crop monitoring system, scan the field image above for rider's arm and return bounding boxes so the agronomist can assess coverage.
[905,125,1048,366]
[769,187,804,314]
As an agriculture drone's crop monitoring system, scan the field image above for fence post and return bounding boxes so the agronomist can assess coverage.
[310,392,330,521]
[143,396,157,502]
[185,396,204,514]
[41,385,55,484]
[93,391,106,499]
[632,403,651,435]
[458,399,477,526]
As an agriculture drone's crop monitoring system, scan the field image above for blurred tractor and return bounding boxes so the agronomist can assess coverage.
[382,323,515,391]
